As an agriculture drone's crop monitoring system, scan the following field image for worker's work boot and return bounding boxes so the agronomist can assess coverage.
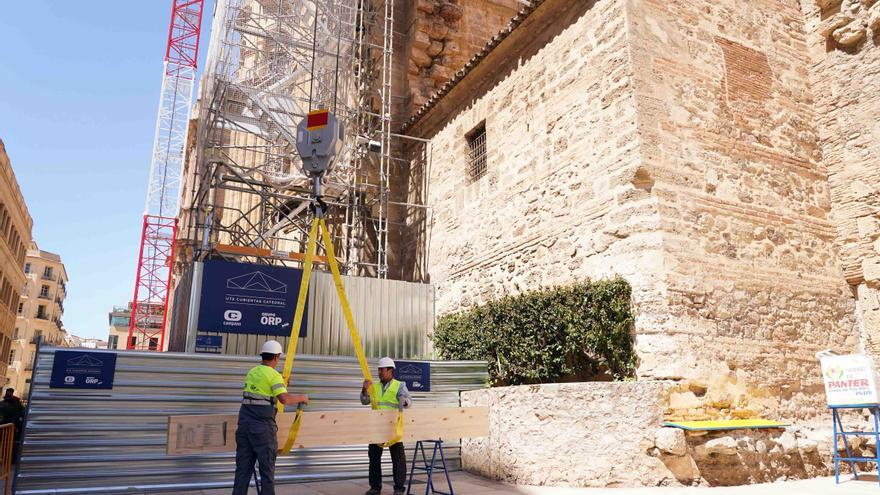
[393,490,405,495]
[365,489,381,495]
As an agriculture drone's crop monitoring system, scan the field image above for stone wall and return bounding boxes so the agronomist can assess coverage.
[799,0,880,354]
[405,0,521,111]
[624,0,859,419]
[462,383,830,487]
[417,0,860,424]
[422,0,667,344]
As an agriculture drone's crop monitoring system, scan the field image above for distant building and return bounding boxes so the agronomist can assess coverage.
[8,242,69,397]
[107,305,131,350]
[64,334,107,349]
[79,339,108,349]
[0,139,33,381]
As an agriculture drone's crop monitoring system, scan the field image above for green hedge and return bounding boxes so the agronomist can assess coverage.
[432,277,637,386]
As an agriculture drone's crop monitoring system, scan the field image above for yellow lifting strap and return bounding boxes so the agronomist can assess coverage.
[278,216,395,454]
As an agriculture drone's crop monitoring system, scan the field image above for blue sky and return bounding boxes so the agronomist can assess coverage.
[0,2,213,339]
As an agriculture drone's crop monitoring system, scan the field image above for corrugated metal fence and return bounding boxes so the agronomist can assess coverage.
[184,267,436,359]
[15,347,488,494]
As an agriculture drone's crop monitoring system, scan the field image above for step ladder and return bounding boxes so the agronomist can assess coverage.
[406,440,455,495]
[831,404,880,485]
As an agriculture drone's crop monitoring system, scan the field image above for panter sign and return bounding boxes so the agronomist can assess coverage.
[820,354,879,406]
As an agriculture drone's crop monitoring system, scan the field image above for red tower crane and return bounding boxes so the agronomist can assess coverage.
[128,0,205,351]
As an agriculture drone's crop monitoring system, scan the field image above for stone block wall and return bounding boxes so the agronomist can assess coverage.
[799,0,880,354]
[417,0,864,426]
[624,0,859,419]
[424,0,667,342]
[405,0,522,110]
[462,383,830,487]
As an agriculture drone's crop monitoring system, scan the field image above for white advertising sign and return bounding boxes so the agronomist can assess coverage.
[820,354,880,406]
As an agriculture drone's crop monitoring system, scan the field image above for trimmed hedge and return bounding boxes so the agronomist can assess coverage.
[432,277,637,386]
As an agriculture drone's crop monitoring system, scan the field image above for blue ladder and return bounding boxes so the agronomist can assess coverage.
[831,404,880,485]
[406,440,454,495]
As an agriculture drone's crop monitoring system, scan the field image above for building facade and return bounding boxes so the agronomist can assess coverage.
[8,243,68,398]
[64,334,109,350]
[106,305,131,350]
[401,0,879,423]
[0,139,33,382]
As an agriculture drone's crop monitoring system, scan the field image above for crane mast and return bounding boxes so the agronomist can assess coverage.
[128,0,205,351]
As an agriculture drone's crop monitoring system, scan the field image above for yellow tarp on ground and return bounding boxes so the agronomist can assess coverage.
[663,419,789,431]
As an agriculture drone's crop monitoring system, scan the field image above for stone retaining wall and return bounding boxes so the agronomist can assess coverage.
[462,382,839,487]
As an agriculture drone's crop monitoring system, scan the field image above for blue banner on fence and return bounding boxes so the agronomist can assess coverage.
[49,350,117,389]
[394,361,431,392]
[198,259,308,337]
[195,335,223,353]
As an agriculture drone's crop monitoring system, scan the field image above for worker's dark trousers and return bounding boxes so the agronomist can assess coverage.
[232,421,278,495]
[368,442,406,491]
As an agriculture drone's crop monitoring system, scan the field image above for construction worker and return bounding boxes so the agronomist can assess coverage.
[232,340,308,495]
[361,357,412,495]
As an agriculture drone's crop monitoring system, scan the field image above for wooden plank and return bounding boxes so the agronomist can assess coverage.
[167,406,488,456]
[214,243,332,264]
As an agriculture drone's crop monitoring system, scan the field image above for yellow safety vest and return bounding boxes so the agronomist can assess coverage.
[373,379,402,411]
[242,365,287,407]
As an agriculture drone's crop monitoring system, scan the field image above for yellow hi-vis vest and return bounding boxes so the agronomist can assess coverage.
[242,365,287,407]
[373,379,402,410]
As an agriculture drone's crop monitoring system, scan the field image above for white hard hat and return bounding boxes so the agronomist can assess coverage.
[261,340,284,355]
[377,357,396,369]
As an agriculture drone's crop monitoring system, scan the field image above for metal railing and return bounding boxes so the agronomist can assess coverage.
[16,347,489,494]
[0,423,13,495]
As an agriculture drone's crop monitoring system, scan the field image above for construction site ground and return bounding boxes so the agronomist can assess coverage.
[173,471,879,495]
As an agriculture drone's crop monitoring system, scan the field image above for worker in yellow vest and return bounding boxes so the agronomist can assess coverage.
[361,357,412,495]
[232,340,309,495]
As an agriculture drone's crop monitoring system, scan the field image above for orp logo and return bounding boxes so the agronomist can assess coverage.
[224,310,242,322]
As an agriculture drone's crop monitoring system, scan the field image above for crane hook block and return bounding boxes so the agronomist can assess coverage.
[296,109,344,178]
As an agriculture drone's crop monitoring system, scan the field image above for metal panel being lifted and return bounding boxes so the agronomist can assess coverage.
[15,347,488,495]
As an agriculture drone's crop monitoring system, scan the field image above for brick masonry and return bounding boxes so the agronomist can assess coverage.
[406,0,878,427]
[401,0,522,112]
[799,0,880,354]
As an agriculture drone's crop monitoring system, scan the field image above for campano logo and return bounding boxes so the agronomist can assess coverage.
[824,364,844,380]
[224,310,242,322]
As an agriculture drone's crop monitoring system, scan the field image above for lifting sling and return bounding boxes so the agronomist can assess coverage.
[276,200,403,454]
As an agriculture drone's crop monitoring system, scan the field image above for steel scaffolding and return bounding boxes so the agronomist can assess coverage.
[179,0,428,279]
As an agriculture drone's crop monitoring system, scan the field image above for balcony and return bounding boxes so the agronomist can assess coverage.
[41,273,54,281]
[35,314,49,321]
[38,294,51,300]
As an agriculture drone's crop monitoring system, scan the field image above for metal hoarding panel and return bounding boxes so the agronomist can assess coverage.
[15,347,487,494]
[193,270,434,359]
